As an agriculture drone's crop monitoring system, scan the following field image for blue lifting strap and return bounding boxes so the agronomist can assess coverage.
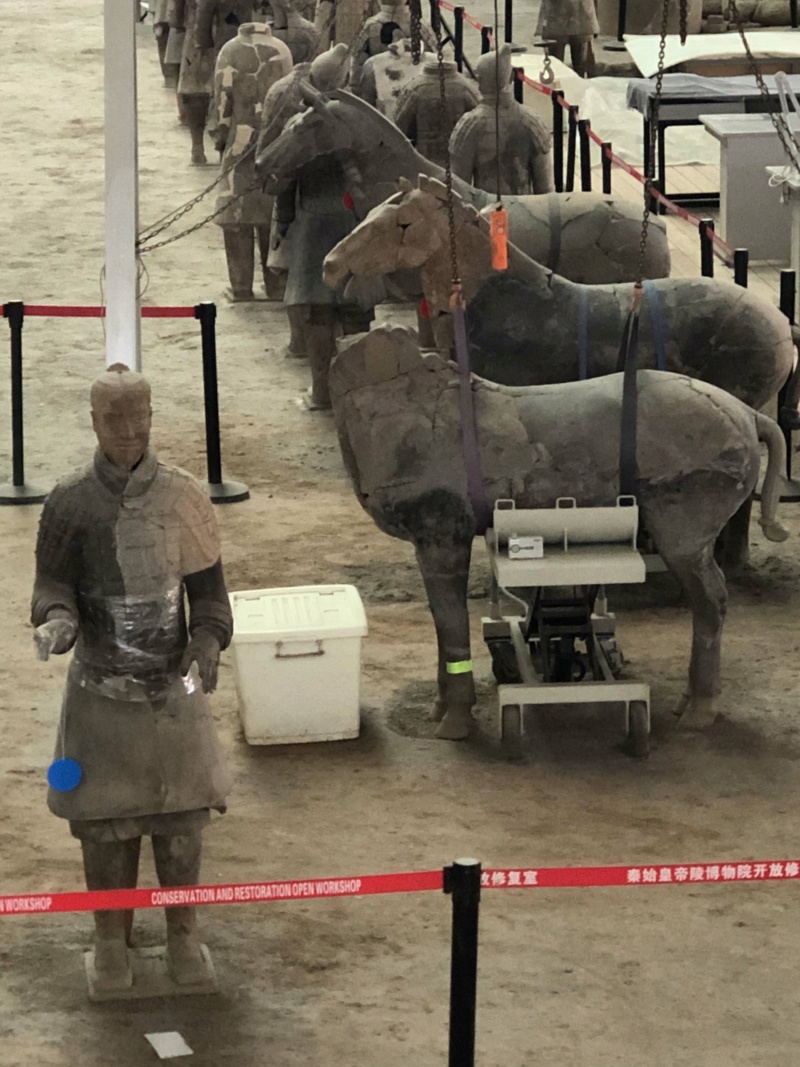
[578,286,590,380]
[642,279,667,371]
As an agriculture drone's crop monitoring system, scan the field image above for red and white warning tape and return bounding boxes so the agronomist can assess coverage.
[2,860,799,916]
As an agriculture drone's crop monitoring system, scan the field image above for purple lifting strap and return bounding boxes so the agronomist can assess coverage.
[452,303,494,535]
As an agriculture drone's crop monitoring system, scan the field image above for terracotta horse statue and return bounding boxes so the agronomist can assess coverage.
[323,176,799,422]
[330,326,789,741]
[255,88,672,284]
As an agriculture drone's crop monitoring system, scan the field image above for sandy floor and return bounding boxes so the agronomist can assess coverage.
[1,5,800,1066]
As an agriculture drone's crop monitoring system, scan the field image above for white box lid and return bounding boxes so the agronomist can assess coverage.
[230,584,368,643]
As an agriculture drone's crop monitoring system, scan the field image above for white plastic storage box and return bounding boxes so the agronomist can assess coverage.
[229,584,368,745]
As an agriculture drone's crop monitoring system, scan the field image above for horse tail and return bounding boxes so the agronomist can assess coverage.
[755,413,790,542]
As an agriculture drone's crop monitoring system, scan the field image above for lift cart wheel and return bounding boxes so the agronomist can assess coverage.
[488,639,522,684]
[627,701,650,759]
[501,704,523,756]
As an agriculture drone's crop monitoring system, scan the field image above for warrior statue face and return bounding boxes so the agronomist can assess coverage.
[90,363,152,470]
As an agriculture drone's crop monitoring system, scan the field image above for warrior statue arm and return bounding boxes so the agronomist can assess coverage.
[448,116,477,185]
[194,0,218,49]
[212,54,234,153]
[169,0,187,32]
[181,559,233,693]
[273,180,298,245]
[31,488,80,661]
[393,90,418,147]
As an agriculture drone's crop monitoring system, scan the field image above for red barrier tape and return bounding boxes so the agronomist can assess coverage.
[4,305,197,319]
[437,0,487,32]
[506,67,735,266]
[3,859,800,916]
[0,871,443,916]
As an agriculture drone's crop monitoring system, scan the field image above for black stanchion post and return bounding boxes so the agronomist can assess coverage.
[480,25,492,53]
[777,270,799,496]
[578,118,592,191]
[565,105,579,193]
[194,302,250,504]
[733,248,749,288]
[513,67,524,103]
[504,0,512,42]
[454,6,464,71]
[792,0,798,28]
[601,142,613,194]
[552,90,564,192]
[604,0,628,50]
[0,301,47,506]
[648,177,661,216]
[699,219,715,278]
[444,858,482,1067]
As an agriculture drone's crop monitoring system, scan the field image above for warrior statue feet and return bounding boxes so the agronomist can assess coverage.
[166,929,213,986]
[91,936,133,992]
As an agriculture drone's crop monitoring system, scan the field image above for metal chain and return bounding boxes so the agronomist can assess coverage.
[728,0,800,171]
[493,0,501,204]
[409,0,422,64]
[679,0,688,42]
[138,142,257,247]
[433,2,462,291]
[138,175,261,253]
[636,0,670,288]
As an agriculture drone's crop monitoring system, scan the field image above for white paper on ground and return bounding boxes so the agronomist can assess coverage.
[144,1032,194,1059]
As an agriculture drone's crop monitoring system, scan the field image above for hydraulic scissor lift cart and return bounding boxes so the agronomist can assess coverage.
[482,497,651,756]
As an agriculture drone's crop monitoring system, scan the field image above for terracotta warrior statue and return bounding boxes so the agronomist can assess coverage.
[195,0,255,50]
[272,0,321,62]
[213,23,293,301]
[315,0,378,48]
[358,33,423,120]
[154,0,180,86]
[169,0,216,164]
[536,0,598,78]
[32,365,233,995]
[349,0,437,94]
[257,44,357,372]
[394,55,479,168]
[449,45,553,196]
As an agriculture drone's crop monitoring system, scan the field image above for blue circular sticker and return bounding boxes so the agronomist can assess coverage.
[47,758,82,792]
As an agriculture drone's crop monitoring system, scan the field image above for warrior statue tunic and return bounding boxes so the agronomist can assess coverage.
[31,449,233,839]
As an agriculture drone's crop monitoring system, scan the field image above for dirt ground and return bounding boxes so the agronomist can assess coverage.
[2,5,800,1066]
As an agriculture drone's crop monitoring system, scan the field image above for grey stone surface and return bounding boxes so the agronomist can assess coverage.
[330,325,788,737]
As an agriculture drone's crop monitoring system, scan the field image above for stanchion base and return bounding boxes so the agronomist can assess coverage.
[754,475,800,504]
[603,40,628,51]
[208,479,250,504]
[0,482,48,505]
[84,944,217,1002]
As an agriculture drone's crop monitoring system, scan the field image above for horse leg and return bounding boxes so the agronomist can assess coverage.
[779,347,800,429]
[660,544,727,730]
[716,495,753,574]
[415,539,475,740]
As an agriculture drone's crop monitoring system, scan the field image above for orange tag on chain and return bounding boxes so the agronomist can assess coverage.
[490,206,508,271]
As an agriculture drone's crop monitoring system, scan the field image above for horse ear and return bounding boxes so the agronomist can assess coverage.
[397,176,414,193]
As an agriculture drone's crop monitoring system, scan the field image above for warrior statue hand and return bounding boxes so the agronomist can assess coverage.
[33,616,78,661]
[180,630,221,693]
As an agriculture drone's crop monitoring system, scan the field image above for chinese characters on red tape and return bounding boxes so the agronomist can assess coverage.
[482,860,800,889]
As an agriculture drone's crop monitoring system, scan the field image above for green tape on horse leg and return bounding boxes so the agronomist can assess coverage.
[446,660,473,675]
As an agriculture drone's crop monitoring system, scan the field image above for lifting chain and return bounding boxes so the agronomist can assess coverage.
[636,0,670,290]
[727,0,800,172]
[408,0,423,64]
[432,0,462,295]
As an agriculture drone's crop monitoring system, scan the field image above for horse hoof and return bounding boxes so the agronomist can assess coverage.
[671,693,690,719]
[675,696,718,731]
[430,700,447,723]
[760,519,790,543]
[435,711,473,740]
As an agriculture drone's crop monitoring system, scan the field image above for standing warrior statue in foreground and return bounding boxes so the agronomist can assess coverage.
[213,22,293,301]
[32,365,233,995]
[449,45,553,195]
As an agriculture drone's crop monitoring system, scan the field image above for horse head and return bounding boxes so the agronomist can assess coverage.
[255,85,356,191]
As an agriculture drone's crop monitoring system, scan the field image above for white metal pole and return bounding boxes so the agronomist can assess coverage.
[104,0,141,371]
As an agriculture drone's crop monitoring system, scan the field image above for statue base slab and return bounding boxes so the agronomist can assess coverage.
[84,944,218,1001]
